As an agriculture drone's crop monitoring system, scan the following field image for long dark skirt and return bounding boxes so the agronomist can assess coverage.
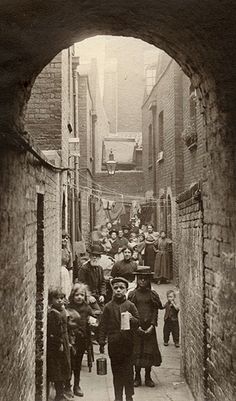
[144,244,155,272]
[154,251,171,280]
[133,328,162,368]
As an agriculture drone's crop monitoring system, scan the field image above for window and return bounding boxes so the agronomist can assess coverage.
[145,67,156,94]
[181,84,198,150]
[148,124,153,165]
[189,84,197,128]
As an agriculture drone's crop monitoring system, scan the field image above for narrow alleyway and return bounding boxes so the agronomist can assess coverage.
[52,284,194,401]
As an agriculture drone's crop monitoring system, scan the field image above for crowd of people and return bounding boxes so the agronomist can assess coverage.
[91,218,173,283]
[47,219,178,401]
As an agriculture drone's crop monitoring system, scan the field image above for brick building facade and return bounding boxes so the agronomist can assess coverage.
[74,60,110,242]
[142,51,210,401]
[25,48,75,236]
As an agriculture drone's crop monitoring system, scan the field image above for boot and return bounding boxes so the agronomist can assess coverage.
[134,368,141,387]
[73,377,84,397]
[145,368,155,387]
[54,382,66,401]
[73,386,83,397]
[64,381,74,399]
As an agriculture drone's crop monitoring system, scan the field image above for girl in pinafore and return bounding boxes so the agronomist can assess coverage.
[128,267,163,387]
[66,283,99,397]
[47,287,71,401]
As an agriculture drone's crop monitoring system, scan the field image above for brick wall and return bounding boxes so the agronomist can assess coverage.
[142,49,236,401]
[202,117,236,401]
[1,3,236,401]
[25,53,62,150]
[177,183,205,401]
[25,49,72,168]
[182,74,205,190]
[0,147,61,401]
[95,171,144,197]
[142,58,181,282]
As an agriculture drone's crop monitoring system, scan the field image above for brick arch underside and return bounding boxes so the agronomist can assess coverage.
[0,0,236,137]
[0,2,236,401]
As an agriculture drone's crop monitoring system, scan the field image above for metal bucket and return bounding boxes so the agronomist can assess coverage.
[96,356,107,375]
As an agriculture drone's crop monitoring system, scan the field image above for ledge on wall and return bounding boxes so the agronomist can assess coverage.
[181,125,197,151]
[176,181,202,204]
[156,151,164,163]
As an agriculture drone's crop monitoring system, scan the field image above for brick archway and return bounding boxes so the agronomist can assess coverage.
[0,2,236,401]
[0,1,236,138]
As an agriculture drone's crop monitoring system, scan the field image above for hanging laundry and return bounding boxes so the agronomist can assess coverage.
[95,197,102,212]
[108,200,116,210]
[102,198,109,210]
[130,200,141,219]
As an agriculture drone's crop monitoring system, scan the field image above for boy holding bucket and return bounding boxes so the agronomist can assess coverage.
[99,277,139,401]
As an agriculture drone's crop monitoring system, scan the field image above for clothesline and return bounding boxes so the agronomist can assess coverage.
[77,171,159,203]
[78,185,157,205]
[78,184,159,205]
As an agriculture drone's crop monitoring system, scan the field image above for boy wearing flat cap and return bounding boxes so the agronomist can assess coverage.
[99,277,139,401]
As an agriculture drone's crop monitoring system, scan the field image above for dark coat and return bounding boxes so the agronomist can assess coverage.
[111,259,137,282]
[128,288,162,367]
[47,307,71,382]
[109,238,120,257]
[99,297,139,360]
[163,301,179,321]
[78,261,106,299]
[67,302,94,351]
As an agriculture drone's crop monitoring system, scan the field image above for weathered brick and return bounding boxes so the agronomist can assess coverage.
[0,148,61,401]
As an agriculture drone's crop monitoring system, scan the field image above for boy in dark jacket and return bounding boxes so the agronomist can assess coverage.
[99,277,139,401]
[163,289,180,347]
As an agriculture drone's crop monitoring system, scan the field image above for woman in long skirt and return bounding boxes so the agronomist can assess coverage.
[153,231,172,283]
[144,224,159,272]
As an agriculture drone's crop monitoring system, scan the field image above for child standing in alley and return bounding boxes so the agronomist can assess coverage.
[47,287,71,401]
[163,289,180,347]
[99,277,139,401]
[66,283,99,398]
